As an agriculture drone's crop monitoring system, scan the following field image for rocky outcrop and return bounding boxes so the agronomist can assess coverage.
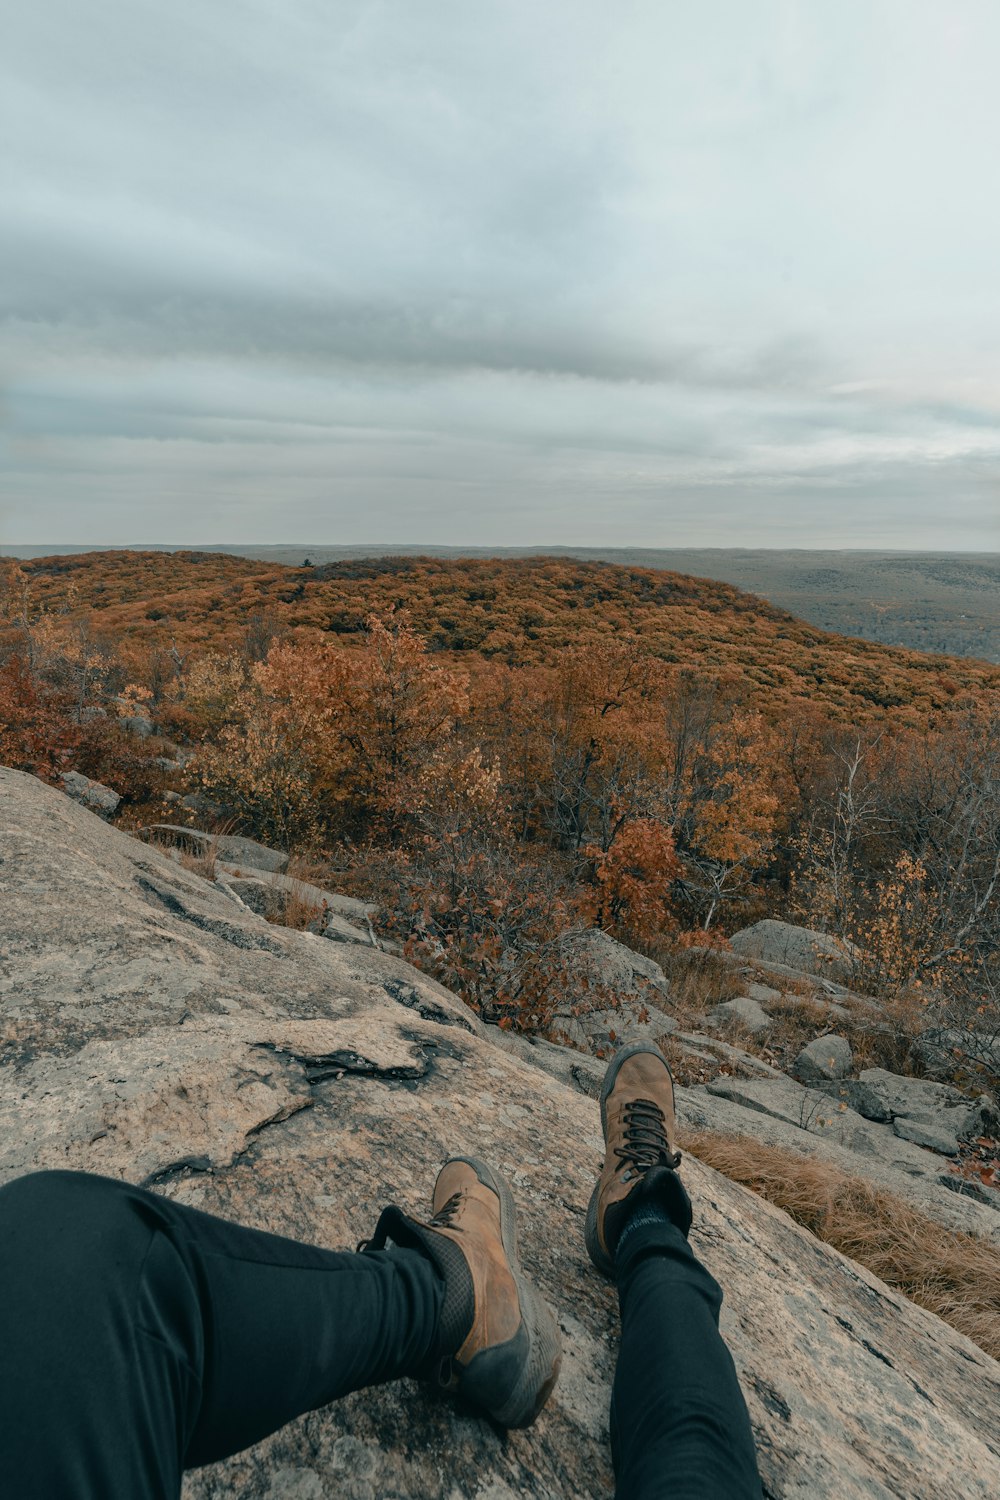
[706,995,772,1034]
[61,769,121,817]
[148,824,291,874]
[792,1034,853,1083]
[822,1069,1000,1157]
[548,928,673,1051]
[698,1074,1000,1240]
[222,874,377,949]
[729,918,857,982]
[3,767,1000,1499]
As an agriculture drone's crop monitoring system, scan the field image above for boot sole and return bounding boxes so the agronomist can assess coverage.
[584,1044,675,1279]
[451,1156,562,1428]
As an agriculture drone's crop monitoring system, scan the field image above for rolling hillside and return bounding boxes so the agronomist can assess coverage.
[6,549,999,726]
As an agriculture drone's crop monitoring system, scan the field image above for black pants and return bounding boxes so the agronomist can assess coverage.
[0,1171,761,1500]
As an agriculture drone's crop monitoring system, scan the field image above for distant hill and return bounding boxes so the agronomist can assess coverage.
[7,549,998,725]
[7,546,998,661]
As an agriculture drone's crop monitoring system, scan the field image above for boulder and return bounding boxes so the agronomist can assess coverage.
[706,996,772,1034]
[746,981,782,1004]
[560,928,670,998]
[792,1035,853,1084]
[549,929,672,1053]
[848,1069,1000,1157]
[148,825,289,874]
[61,769,120,818]
[680,1081,1000,1242]
[121,713,155,739]
[550,1000,676,1056]
[3,766,1000,1499]
[215,865,375,924]
[702,1074,1000,1231]
[729,920,856,982]
[216,872,383,956]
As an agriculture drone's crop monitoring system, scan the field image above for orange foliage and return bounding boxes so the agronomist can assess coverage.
[586,818,681,945]
[0,655,78,782]
[12,551,999,727]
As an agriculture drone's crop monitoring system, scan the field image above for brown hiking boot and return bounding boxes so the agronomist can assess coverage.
[364,1157,562,1427]
[585,1044,691,1277]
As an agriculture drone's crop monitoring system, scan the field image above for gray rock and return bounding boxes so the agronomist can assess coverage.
[746,981,782,1004]
[322,912,374,947]
[792,1035,853,1084]
[817,1078,894,1123]
[121,713,155,739]
[673,1031,787,1079]
[679,1082,1000,1244]
[148,825,289,874]
[215,864,375,923]
[706,996,772,1034]
[729,920,856,982]
[547,930,673,1055]
[4,767,1000,1500]
[892,1117,966,1156]
[705,1074,874,1142]
[61,770,120,817]
[549,1000,676,1057]
[559,928,670,999]
[851,1068,1000,1154]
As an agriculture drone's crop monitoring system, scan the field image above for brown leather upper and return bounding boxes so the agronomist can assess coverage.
[595,1051,678,1261]
[431,1161,522,1364]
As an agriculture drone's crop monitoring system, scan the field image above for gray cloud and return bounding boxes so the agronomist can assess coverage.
[2,1,1000,549]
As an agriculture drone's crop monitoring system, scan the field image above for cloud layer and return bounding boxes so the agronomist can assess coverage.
[3,1,999,547]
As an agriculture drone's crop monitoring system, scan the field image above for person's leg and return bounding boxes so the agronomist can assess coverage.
[609,1203,762,1499]
[0,1169,445,1500]
[585,1044,762,1500]
[0,1161,560,1500]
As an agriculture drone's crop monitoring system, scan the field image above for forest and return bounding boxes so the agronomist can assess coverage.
[2,550,998,1062]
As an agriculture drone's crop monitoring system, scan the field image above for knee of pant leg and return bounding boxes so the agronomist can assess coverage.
[0,1169,141,1248]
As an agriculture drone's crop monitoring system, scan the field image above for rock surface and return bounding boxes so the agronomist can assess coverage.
[3,768,1000,1499]
[833,1069,1000,1156]
[706,995,772,1034]
[61,769,121,817]
[792,1034,853,1083]
[700,1075,1000,1240]
[729,919,856,982]
[222,874,376,949]
[148,824,291,873]
[548,928,673,1053]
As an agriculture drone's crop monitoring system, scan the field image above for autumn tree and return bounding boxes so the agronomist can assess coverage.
[667,701,787,928]
[585,817,681,945]
[0,654,79,782]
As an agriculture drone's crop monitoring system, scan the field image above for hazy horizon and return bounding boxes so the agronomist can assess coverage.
[6,543,1000,559]
[4,3,1000,551]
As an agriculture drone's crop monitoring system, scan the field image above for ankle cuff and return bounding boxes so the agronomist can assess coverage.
[362,1206,474,1364]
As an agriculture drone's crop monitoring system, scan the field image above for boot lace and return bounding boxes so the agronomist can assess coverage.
[615,1098,681,1174]
[429,1191,464,1229]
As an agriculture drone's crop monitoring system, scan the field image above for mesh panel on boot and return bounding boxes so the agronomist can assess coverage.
[362,1205,475,1365]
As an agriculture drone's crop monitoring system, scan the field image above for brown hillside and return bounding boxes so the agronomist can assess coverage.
[10,550,1000,723]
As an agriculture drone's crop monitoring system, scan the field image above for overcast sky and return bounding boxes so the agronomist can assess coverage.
[2,1,999,549]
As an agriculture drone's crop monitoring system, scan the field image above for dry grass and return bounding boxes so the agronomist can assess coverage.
[179,845,218,881]
[654,947,744,1023]
[683,1129,1000,1361]
[278,882,327,931]
[284,853,334,888]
